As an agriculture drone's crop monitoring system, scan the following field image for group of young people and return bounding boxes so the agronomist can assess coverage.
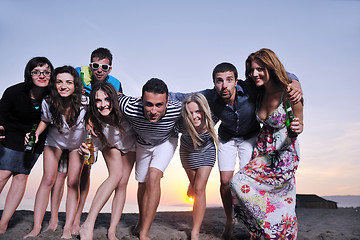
[0,47,303,240]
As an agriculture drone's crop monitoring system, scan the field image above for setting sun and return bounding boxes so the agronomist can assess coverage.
[187,196,194,204]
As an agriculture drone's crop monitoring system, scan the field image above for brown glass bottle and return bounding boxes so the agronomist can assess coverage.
[84,130,95,165]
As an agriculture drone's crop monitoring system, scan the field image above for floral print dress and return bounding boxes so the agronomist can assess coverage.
[230,98,300,239]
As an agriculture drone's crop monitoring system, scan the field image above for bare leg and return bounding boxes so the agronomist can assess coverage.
[0,170,12,193]
[187,183,194,198]
[0,170,14,235]
[133,182,145,236]
[46,171,67,232]
[79,148,123,240]
[185,167,212,240]
[107,151,135,240]
[0,173,28,235]
[72,165,90,235]
[139,167,163,240]
[24,146,62,238]
[220,171,234,240]
[61,151,83,239]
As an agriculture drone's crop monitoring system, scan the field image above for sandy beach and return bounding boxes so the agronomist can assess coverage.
[0,207,359,240]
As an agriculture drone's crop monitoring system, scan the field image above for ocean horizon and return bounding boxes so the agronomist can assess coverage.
[322,195,360,208]
[1,195,359,214]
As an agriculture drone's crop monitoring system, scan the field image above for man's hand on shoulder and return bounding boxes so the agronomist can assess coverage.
[287,79,303,104]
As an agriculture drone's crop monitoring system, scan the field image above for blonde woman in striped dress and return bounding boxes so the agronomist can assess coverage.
[180,93,218,240]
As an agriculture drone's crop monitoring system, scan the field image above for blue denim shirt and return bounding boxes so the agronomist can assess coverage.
[200,78,260,142]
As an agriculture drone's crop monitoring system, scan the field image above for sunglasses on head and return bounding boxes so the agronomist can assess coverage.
[90,62,111,71]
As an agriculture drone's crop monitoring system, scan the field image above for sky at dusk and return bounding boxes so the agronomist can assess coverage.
[0,0,359,212]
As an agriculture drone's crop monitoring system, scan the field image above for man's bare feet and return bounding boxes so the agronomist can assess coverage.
[139,233,150,240]
[44,220,58,232]
[71,223,80,235]
[220,220,233,240]
[23,227,41,238]
[61,226,72,239]
[132,224,141,236]
[107,228,119,240]
[190,230,199,240]
[0,223,8,236]
[79,224,93,240]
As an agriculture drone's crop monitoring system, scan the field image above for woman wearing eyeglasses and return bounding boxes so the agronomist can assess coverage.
[0,57,54,236]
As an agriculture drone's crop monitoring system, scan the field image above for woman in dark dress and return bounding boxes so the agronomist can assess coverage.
[0,57,53,235]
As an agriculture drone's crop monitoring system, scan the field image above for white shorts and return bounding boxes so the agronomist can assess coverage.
[217,136,257,172]
[135,137,178,183]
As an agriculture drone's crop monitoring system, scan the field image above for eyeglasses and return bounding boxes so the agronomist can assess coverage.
[90,62,111,71]
[31,70,51,77]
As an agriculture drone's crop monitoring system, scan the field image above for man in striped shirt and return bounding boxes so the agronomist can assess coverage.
[118,78,182,240]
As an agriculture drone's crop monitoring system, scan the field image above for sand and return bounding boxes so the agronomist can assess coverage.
[0,207,359,240]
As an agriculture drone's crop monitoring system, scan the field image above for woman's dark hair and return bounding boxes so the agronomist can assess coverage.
[24,56,54,90]
[47,65,85,132]
[86,81,123,146]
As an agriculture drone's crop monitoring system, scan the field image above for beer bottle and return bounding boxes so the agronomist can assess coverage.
[25,124,37,153]
[84,130,95,165]
[284,100,298,138]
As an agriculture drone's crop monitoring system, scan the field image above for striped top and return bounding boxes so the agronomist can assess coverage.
[180,131,216,170]
[118,94,182,146]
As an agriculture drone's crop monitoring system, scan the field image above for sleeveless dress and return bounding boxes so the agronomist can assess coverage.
[180,131,216,170]
[230,98,300,240]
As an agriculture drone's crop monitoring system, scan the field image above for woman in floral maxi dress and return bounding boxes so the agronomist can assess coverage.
[230,48,303,240]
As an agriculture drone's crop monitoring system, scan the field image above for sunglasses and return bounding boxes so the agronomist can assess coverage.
[90,62,111,71]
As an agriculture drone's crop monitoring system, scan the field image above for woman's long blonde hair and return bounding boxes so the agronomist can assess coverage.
[181,93,218,149]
